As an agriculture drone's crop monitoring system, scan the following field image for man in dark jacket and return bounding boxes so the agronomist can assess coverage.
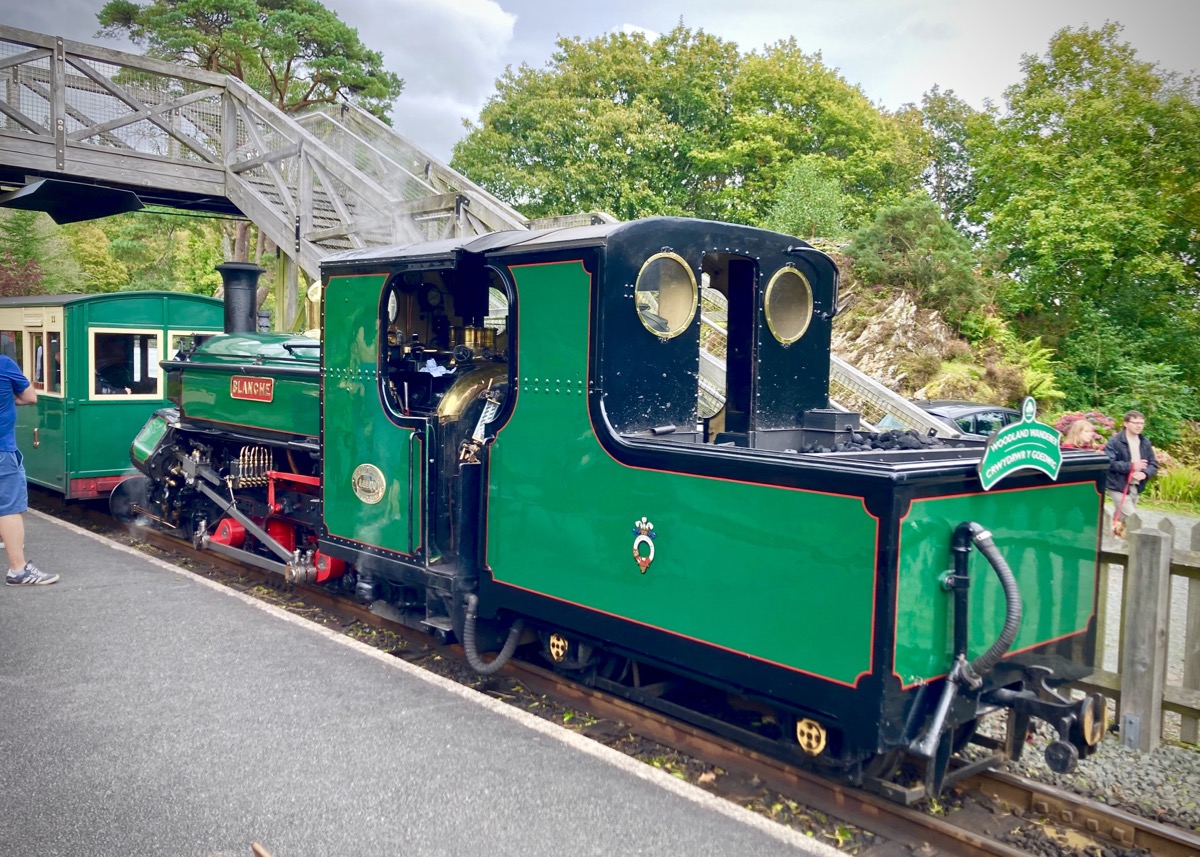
[1104,410,1158,523]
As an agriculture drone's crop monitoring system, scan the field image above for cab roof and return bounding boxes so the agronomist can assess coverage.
[0,291,221,308]
[320,222,622,271]
[319,217,819,274]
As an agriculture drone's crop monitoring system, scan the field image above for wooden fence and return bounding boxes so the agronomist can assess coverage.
[1072,513,1200,752]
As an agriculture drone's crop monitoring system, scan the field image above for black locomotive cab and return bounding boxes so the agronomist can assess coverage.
[598,226,847,454]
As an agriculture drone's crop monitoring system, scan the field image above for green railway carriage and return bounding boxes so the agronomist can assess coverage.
[0,292,222,499]
[122,218,1109,798]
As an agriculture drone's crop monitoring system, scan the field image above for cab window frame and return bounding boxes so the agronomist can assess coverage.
[89,326,164,401]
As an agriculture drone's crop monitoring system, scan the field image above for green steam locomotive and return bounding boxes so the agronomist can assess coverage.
[116,218,1109,799]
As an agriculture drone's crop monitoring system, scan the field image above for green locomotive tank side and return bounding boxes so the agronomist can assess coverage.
[174,332,321,439]
[485,260,881,685]
[321,274,423,553]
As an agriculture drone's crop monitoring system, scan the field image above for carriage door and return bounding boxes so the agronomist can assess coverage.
[322,273,426,558]
[18,310,65,492]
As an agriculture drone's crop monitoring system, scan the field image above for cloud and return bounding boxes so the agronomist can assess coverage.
[5,1,136,50]
[617,24,660,40]
[319,0,518,156]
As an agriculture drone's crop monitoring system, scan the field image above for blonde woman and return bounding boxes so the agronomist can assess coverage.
[1061,419,1099,450]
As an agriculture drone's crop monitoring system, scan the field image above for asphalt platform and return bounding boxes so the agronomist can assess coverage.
[0,511,842,857]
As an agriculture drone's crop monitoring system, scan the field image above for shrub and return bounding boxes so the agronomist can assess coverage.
[1166,420,1200,469]
[845,197,982,328]
[1145,464,1200,506]
[1055,411,1115,440]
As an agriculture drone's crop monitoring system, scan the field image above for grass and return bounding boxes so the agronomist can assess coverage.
[1138,497,1200,518]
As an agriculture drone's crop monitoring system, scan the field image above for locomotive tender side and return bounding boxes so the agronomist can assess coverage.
[124,217,1109,798]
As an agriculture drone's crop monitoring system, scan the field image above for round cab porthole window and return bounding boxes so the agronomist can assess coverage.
[764,268,814,345]
[635,253,697,339]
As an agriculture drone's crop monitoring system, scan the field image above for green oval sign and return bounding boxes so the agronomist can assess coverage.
[977,397,1062,490]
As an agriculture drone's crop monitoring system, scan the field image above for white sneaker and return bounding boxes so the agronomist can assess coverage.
[6,561,59,585]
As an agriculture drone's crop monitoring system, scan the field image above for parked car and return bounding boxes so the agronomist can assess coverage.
[913,400,1022,438]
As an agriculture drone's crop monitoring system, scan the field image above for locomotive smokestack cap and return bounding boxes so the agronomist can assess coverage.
[216,262,266,334]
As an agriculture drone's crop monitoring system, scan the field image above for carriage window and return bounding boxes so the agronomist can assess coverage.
[92,330,161,397]
[764,267,814,345]
[635,253,697,338]
[0,330,22,371]
[29,332,44,390]
[168,330,215,359]
[46,331,61,393]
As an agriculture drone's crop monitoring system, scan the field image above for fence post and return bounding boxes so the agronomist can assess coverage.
[1184,523,1200,744]
[1119,527,1171,752]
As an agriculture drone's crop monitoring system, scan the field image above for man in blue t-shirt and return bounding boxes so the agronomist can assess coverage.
[0,355,58,585]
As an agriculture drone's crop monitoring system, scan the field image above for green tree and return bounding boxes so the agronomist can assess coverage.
[763,155,847,238]
[1054,305,1194,443]
[63,223,130,292]
[846,196,983,326]
[453,25,739,221]
[0,211,43,266]
[78,210,228,292]
[724,38,922,226]
[970,24,1200,402]
[176,221,226,294]
[900,86,985,232]
[0,210,79,293]
[452,24,920,225]
[96,0,403,117]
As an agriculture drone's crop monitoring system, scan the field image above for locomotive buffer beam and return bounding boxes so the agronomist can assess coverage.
[193,479,296,565]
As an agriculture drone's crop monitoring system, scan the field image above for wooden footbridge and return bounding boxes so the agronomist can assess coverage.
[0,24,559,329]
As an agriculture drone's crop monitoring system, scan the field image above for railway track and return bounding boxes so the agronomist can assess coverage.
[40,492,1200,857]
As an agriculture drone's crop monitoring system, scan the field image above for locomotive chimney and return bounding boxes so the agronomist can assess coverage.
[216,262,265,334]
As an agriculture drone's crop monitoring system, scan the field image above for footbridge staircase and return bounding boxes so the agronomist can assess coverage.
[0,24,950,437]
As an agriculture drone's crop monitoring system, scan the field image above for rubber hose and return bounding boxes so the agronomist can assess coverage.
[912,522,1023,757]
[962,523,1023,685]
[463,593,525,676]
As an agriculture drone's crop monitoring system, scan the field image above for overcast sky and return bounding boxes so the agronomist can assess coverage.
[4,1,1197,162]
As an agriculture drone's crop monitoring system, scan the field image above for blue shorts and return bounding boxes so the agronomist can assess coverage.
[0,449,28,516]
